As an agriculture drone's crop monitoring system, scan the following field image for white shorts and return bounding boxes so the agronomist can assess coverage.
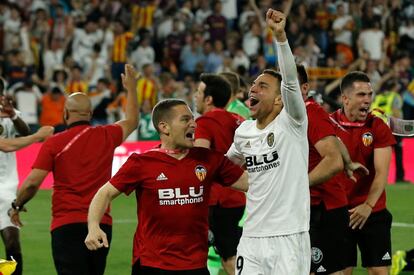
[0,192,17,230]
[236,232,311,275]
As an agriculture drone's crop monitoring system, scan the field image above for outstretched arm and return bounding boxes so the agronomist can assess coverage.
[0,126,54,152]
[267,9,306,122]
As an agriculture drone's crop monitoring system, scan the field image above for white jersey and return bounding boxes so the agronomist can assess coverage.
[0,116,19,193]
[227,40,310,237]
[228,109,309,236]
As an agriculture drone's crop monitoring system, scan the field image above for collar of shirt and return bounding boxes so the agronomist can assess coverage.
[67,121,91,129]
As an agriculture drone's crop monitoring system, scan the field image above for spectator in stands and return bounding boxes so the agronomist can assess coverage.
[39,87,66,133]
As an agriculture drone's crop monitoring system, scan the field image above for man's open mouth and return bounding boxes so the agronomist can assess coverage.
[249,97,259,107]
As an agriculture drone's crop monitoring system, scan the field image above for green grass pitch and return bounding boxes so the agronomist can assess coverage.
[1,183,413,274]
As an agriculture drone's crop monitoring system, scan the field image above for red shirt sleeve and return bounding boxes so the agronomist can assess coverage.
[307,104,336,146]
[373,118,396,148]
[32,140,55,171]
[214,153,244,187]
[104,124,124,147]
[110,154,141,195]
[194,117,214,141]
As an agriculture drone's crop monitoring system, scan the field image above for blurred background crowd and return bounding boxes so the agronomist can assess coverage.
[0,0,413,143]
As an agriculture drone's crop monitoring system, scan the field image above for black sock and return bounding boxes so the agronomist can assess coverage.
[404,249,414,271]
[6,251,22,275]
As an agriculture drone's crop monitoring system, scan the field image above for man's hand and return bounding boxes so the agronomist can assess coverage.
[349,203,372,230]
[34,126,54,141]
[85,225,109,250]
[121,64,140,92]
[266,9,286,35]
[345,161,369,182]
[0,95,16,118]
[8,207,27,227]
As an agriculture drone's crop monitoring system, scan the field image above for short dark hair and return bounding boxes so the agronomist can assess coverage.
[296,64,308,85]
[340,71,371,94]
[262,69,282,94]
[200,73,231,108]
[152,99,188,133]
[220,72,240,96]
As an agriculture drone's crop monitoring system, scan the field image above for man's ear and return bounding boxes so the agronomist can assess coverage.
[274,95,282,106]
[205,95,213,106]
[158,121,170,136]
[64,109,69,120]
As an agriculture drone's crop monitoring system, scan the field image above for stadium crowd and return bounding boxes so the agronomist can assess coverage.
[0,0,413,137]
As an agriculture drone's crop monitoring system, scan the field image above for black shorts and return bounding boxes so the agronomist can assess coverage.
[208,205,244,260]
[344,208,393,268]
[132,260,209,275]
[310,204,349,274]
[51,223,112,275]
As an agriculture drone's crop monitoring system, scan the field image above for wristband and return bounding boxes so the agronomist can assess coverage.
[364,201,374,209]
[11,199,24,211]
[11,113,18,120]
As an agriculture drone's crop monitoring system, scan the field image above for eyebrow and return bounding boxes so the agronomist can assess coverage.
[253,81,270,87]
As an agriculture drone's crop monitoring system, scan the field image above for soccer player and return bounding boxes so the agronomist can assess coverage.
[85,99,248,274]
[330,71,395,275]
[194,73,245,275]
[8,64,139,275]
[226,9,310,274]
[0,79,47,275]
[297,65,357,275]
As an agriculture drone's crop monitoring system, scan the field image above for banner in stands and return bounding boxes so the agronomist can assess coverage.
[17,139,414,189]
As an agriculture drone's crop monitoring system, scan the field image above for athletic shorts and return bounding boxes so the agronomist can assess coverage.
[132,260,209,275]
[52,223,112,275]
[344,208,392,268]
[0,192,17,230]
[310,204,349,274]
[236,232,310,275]
[209,205,244,260]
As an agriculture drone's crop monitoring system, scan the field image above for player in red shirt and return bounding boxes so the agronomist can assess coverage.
[330,71,396,275]
[297,65,345,275]
[194,73,245,275]
[9,65,139,275]
[85,99,248,274]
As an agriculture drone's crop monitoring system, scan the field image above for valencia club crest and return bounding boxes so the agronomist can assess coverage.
[362,132,373,146]
[195,165,207,181]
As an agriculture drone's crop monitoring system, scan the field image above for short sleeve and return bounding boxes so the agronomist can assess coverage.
[104,124,123,147]
[226,142,245,166]
[194,117,214,141]
[110,154,142,195]
[307,105,336,146]
[373,119,396,149]
[32,140,55,171]
[214,154,244,187]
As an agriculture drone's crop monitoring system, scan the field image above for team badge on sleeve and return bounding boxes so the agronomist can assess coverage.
[195,165,207,181]
[362,132,373,146]
[266,132,275,147]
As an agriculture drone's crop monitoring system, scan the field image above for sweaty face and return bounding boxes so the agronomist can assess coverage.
[168,105,197,149]
[342,81,373,122]
[194,82,207,114]
[248,73,281,120]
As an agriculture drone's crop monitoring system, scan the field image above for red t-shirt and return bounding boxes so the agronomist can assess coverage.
[32,123,123,231]
[195,108,245,208]
[306,99,348,209]
[110,147,244,270]
[330,110,396,212]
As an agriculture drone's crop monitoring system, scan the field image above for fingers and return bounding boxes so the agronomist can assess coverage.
[9,210,23,227]
[85,232,109,251]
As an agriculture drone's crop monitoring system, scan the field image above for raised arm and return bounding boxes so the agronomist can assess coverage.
[116,64,140,141]
[267,9,306,122]
[85,183,121,250]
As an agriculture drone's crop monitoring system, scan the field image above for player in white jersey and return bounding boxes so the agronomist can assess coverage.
[226,9,310,274]
[1,79,36,275]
